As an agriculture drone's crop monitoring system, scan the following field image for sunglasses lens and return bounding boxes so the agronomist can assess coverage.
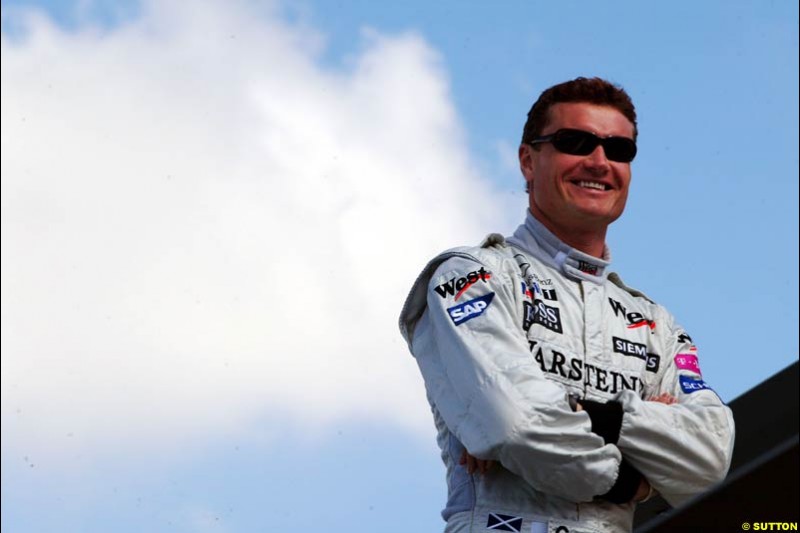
[552,130,598,156]
[551,129,637,162]
[536,129,637,162]
[603,138,637,162]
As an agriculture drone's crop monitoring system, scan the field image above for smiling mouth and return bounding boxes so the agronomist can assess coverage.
[575,180,611,191]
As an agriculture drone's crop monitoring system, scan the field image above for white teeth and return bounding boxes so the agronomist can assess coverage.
[577,180,606,190]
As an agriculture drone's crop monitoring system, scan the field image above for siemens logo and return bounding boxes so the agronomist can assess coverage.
[612,337,660,373]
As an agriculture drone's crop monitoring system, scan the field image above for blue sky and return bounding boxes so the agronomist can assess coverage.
[2,1,797,532]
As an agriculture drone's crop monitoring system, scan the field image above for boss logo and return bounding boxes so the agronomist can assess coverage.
[523,300,563,334]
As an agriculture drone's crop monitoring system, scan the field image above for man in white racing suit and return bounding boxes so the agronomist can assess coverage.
[398,77,734,533]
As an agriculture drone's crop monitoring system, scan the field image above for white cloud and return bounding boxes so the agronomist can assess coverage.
[1,0,514,464]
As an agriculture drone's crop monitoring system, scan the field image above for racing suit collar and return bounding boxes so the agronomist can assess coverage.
[508,210,611,284]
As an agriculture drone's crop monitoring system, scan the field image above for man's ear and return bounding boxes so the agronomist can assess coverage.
[519,144,535,191]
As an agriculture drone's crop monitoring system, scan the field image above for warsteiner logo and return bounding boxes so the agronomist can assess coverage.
[528,340,643,394]
[435,267,491,300]
[608,298,656,331]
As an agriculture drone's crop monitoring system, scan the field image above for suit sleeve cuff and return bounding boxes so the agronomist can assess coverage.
[581,399,623,445]
[599,458,642,504]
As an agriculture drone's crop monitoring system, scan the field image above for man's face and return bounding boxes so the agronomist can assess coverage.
[520,102,635,237]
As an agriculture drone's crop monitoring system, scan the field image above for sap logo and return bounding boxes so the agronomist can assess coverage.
[435,267,491,300]
[612,337,660,372]
[608,298,656,331]
[447,293,495,326]
[680,375,713,394]
[523,300,563,334]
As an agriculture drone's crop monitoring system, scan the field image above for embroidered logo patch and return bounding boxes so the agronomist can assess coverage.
[608,297,656,331]
[447,293,495,326]
[486,512,523,532]
[523,300,563,334]
[675,353,702,375]
[680,375,713,394]
[612,337,660,373]
[434,267,492,300]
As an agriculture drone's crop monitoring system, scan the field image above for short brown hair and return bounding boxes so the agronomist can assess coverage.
[521,77,638,144]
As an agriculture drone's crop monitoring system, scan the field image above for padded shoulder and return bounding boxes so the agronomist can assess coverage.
[398,233,512,346]
[607,272,655,304]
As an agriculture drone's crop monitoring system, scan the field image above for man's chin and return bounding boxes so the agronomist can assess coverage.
[571,203,626,225]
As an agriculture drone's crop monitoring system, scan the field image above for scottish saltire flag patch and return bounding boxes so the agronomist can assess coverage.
[486,512,523,532]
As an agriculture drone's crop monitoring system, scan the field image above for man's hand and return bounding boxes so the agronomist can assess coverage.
[649,392,678,405]
[633,477,653,502]
[459,449,495,475]
[627,392,676,502]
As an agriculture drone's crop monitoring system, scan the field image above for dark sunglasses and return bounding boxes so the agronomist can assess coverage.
[528,128,637,163]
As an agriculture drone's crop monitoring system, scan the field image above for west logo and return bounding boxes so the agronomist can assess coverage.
[435,267,491,300]
[608,298,656,331]
[447,293,495,326]
[612,336,660,373]
[523,300,563,333]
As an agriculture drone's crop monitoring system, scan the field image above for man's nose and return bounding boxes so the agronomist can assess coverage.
[582,145,611,174]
